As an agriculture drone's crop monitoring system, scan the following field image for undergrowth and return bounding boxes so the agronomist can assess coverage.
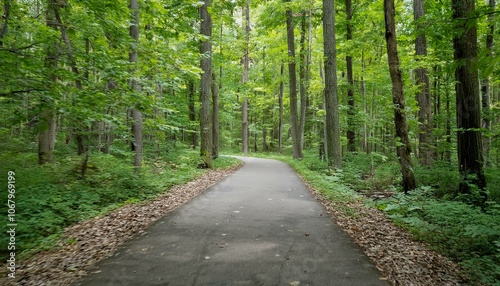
[376,189,500,285]
[0,147,240,261]
[262,151,500,285]
[340,152,500,285]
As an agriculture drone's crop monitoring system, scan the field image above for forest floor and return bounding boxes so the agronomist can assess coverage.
[304,180,469,286]
[1,157,468,286]
[0,164,242,286]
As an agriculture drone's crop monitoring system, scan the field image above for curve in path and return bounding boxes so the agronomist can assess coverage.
[76,157,388,286]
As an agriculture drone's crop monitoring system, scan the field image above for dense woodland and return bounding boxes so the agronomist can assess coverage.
[1,0,500,284]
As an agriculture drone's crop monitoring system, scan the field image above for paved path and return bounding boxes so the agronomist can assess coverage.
[77,157,388,286]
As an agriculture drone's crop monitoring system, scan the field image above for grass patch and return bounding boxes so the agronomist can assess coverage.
[249,152,363,216]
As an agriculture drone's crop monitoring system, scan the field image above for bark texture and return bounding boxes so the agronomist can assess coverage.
[129,0,142,169]
[322,0,342,168]
[346,0,356,152]
[241,0,250,154]
[481,0,495,165]
[200,0,213,168]
[286,3,303,159]
[452,0,487,204]
[188,81,198,149]
[278,62,284,154]
[212,71,219,159]
[384,0,416,192]
[414,0,433,165]
[38,1,58,165]
[298,13,309,151]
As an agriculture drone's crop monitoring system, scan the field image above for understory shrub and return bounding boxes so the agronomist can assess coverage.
[378,189,500,285]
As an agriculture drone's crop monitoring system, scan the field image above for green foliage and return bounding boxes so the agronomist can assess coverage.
[212,156,242,170]
[282,151,500,285]
[274,152,361,213]
[0,148,240,261]
[485,167,500,203]
[377,190,500,285]
[414,160,460,198]
[341,152,401,192]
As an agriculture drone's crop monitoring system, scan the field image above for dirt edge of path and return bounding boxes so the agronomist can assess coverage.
[299,176,470,286]
[0,163,243,286]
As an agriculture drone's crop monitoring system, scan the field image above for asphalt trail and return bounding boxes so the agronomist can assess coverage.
[76,157,388,286]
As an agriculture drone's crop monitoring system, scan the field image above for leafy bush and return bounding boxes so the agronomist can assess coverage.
[377,190,500,285]
[342,152,399,191]
[414,160,460,198]
[485,167,500,204]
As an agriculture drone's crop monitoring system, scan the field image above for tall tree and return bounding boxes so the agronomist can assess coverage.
[51,1,87,156]
[298,12,309,151]
[286,1,303,159]
[361,51,368,153]
[452,0,487,204]
[346,0,356,152]
[212,71,220,158]
[200,0,213,168]
[241,0,250,154]
[414,0,433,165]
[129,0,143,169]
[0,0,11,46]
[384,0,416,192]
[38,0,58,165]
[322,0,342,168]
[188,80,198,149]
[481,0,495,165]
[278,61,285,154]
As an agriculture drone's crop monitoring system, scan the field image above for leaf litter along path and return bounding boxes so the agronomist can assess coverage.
[3,157,466,286]
[76,156,388,286]
[304,184,468,286]
[0,164,242,286]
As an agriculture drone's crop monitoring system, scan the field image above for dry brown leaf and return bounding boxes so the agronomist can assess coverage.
[0,165,241,286]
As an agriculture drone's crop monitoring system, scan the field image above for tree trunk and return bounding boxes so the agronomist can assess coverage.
[0,0,11,46]
[38,109,56,165]
[432,65,440,160]
[414,0,433,166]
[241,0,250,154]
[384,0,416,192]
[131,108,143,168]
[445,75,452,163]
[298,13,308,151]
[242,98,248,153]
[212,71,219,158]
[129,0,142,169]
[322,0,342,168]
[52,1,88,157]
[346,0,356,152]
[452,0,487,205]
[262,115,267,152]
[200,0,213,168]
[38,1,58,165]
[253,113,258,152]
[286,2,303,159]
[481,0,495,166]
[188,80,198,149]
[219,22,223,90]
[278,61,284,153]
[362,51,368,153]
[319,60,328,160]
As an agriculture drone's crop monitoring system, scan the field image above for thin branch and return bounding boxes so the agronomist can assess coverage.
[1,42,42,55]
